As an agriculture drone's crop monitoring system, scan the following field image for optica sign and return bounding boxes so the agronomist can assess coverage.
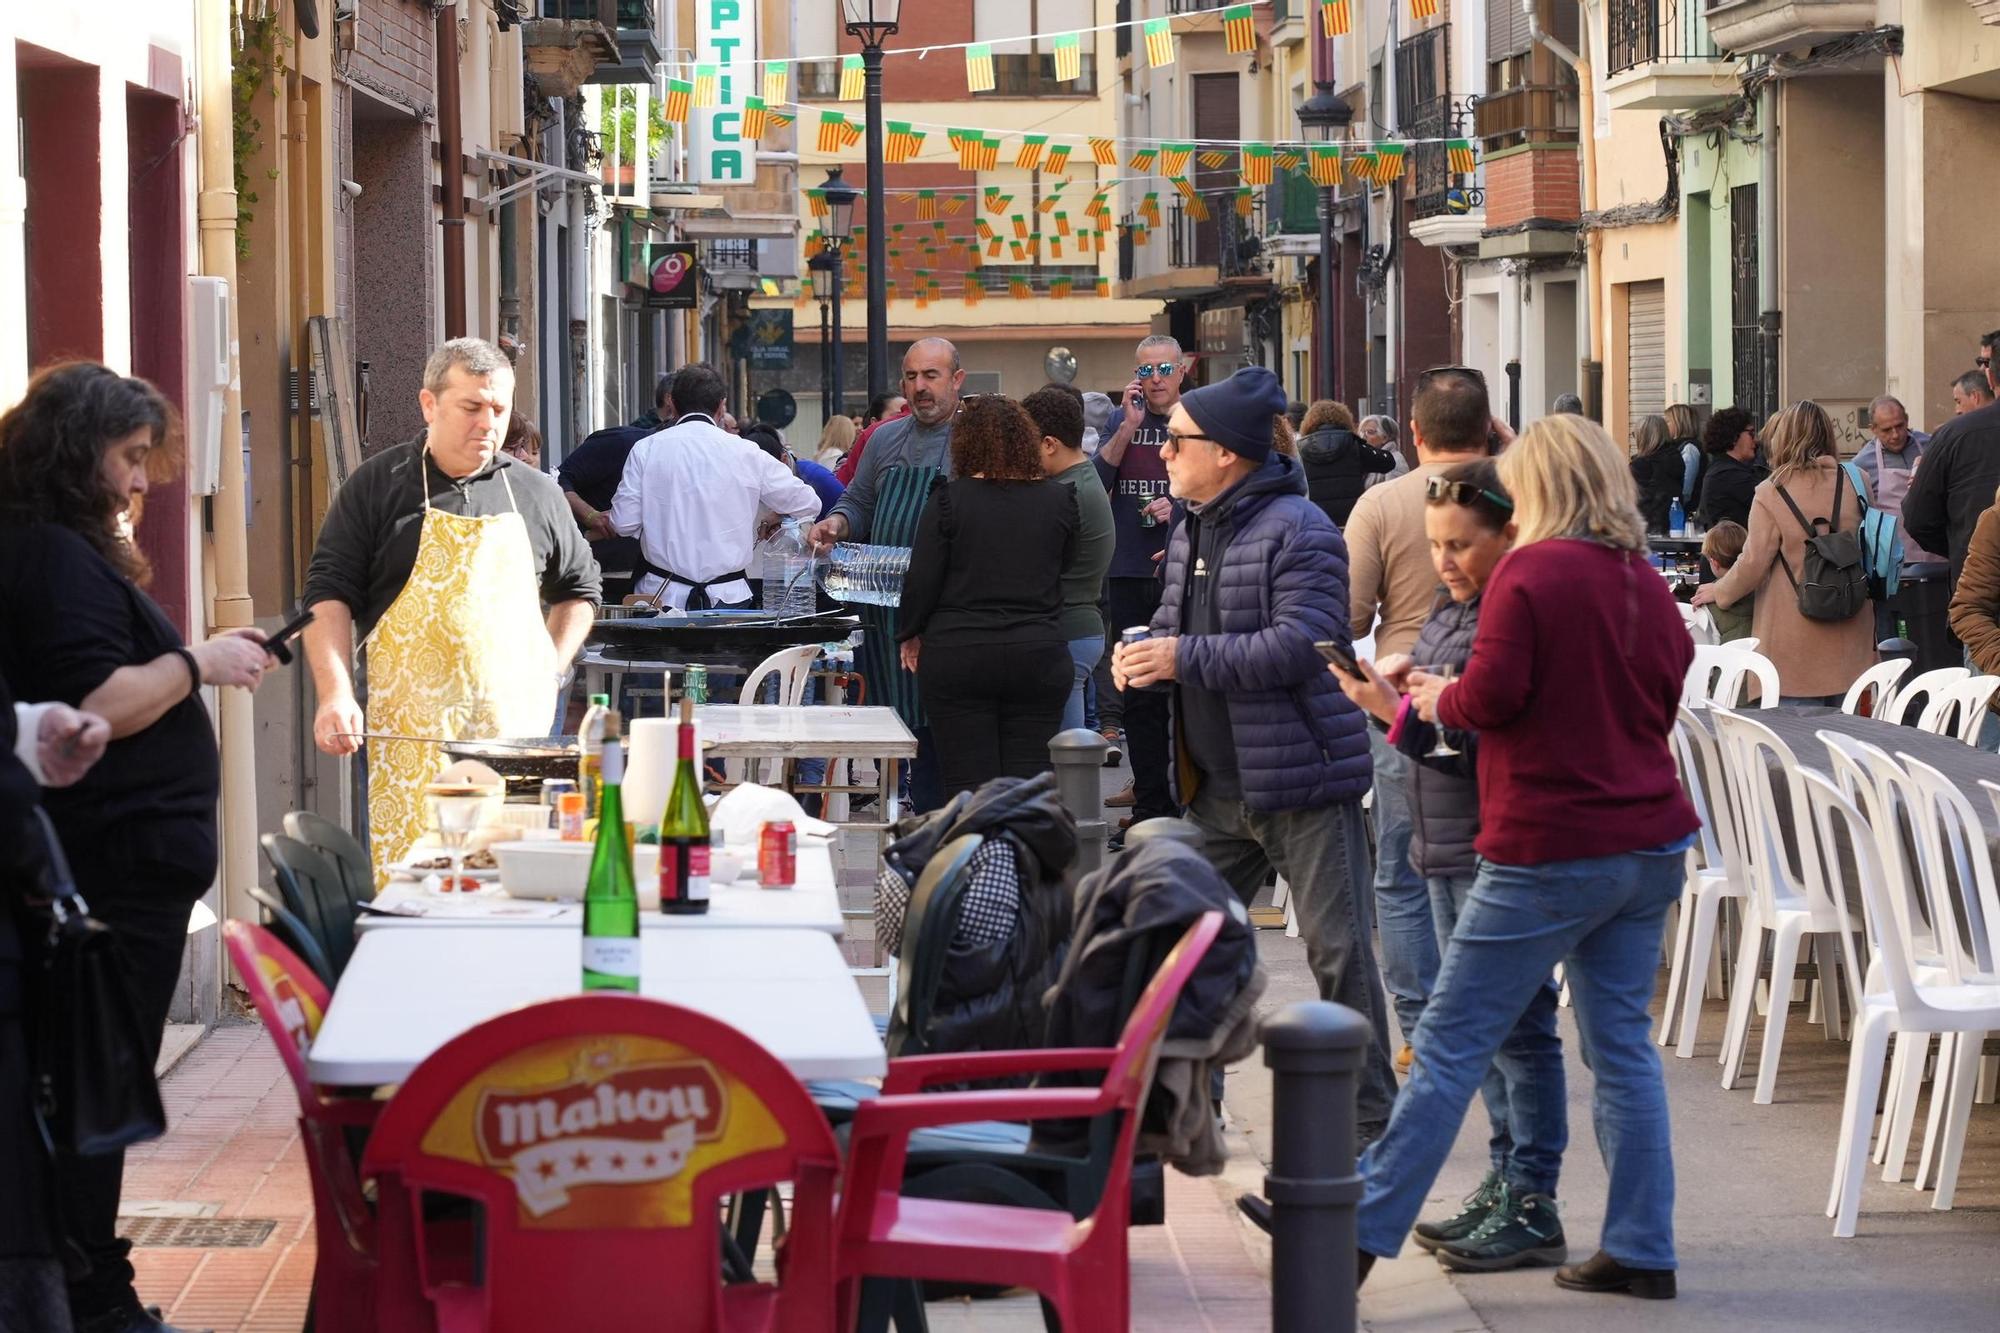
[691,0,757,185]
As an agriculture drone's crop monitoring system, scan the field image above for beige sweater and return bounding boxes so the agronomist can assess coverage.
[1346,463,1449,658]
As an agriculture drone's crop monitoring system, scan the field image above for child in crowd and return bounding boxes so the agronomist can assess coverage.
[1701,521,1755,643]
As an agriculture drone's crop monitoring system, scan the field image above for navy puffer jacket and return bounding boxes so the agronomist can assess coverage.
[1151,453,1373,811]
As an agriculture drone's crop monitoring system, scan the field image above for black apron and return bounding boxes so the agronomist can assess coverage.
[860,462,942,729]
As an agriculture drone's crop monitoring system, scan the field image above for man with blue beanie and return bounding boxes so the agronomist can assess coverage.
[1113,366,1398,1149]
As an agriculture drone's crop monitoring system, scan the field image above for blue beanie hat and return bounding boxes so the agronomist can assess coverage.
[1180,366,1291,464]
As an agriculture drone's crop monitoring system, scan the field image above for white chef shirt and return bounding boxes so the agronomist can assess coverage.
[609,414,821,609]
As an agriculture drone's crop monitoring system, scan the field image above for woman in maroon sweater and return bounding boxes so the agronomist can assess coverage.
[1355,413,1697,1301]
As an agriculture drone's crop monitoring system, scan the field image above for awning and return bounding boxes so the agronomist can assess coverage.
[676,212,799,240]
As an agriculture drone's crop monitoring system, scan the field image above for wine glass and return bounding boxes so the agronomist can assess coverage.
[426,783,495,892]
[1419,664,1460,758]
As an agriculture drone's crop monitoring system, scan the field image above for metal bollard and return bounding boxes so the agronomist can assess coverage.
[1262,1000,1370,1333]
[1047,727,1110,873]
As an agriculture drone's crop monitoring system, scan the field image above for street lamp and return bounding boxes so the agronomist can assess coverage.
[1297,83,1354,403]
[820,166,857,421]
[808,248,839,421]
[842,0,901,401]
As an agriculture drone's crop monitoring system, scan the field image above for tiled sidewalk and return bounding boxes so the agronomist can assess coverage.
[121,1021,1277,1333]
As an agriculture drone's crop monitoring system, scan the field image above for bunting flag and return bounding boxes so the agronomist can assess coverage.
[950,128,983,169]
[840,118,864,149]
[663,78,692,125]
[1170,176,1198,201]
[1242,143,1273,185]
[1346,149,1377,183]
[1051,275,1073,298]
[762,62,788,106]
[1162,142,1193,176]
[1008,239,1026,261]
[1090,137,1118,165]
[884,121,924,162]
[984,187,1013,215]
[1055,210,1072,236]
[1223,4,1256,53]
[1044,142,1073,174]
[1011,214,1030,239]
[839,54,865,100]
[942,195,968,216]
[1130,221,1149,247]
[1447,138,1478,173]
[768,110,796,130]
[1128,147,1159,173]
[1372,143,1408,183]
[1010,277,1033,300]
[1274,148,1305,171]
[1017,135,1048,170]
[1086,191,1111,219]
[1411,0,1441,18]
[1321,0,1352,37]
[1236,187,1255,218]
[977,136,1002,169]
[976,219,995,240]
[1198,149,1233,170]
[1143,17,1175,67]
[1095,275,1111,297]
[965,43,995,93]
[740,96,768,140]
[964,278,983,306]
[1308,145,1343,187]
[816,112,848,155]
[760,278,781,297]
[1186,195,1211,222]
[805,188,828,218]
[916,189,939,220]
[693,65,720,107]
[1140,192,1162,225]
[1054,33,1082,82]
[1038,193,1061,213]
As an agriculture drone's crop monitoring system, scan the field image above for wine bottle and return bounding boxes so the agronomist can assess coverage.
[659,693,711,915]
[581,712,639,991]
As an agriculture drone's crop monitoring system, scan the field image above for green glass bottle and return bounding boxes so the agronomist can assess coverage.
[659,693,712,915]
[581,712,640,991]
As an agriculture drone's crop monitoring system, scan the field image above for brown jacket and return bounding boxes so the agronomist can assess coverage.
[1707,457,1876,700]
[1948,506,2000,704]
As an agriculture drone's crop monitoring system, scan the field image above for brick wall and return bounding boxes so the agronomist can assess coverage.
[822,0,974,104]
[351,0,435,116]
[1482,147,1581,231]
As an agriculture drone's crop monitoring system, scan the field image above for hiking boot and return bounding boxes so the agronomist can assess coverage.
[1553,1250,1677,1300]
[1413,1171,1504,1253]
[1100,729,1124,766]
[1434,1188,1567,1273]
[1104,782,1136,808]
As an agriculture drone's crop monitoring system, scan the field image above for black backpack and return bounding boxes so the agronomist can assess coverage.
[1774,474,1870,623]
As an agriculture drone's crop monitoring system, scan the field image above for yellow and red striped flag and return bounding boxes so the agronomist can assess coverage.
[1143,18,1175,68]
[839,117,864,149]
[1008,239,1026,261]
[1090,137,1118,166]
[1129,147,1159,173]
[816,112,848,155]
[1053,34,1082,82]
[768,110,796,130]
[916,189,939,220]
[1320,0,1352,37]
[1274,148,1305,172]
[965,43,995,93]
[1017,135,1048,171]
[1447,138,1477,173]
[741,96,768,140]
[884,121,923,163]
[1162,142,1193,176]
[1086,191,1111,219]
[839,55,865,100]
[1372,143,1408,183]
[1236,187,1254,218]
[976,136,1001,170]
[984,187,1013,216]
[964,278,983,306]
[1054,210,1072,236]
[1170,176,1198,201]
[1131,221,1150,247]
[1308,145,1343,187]
[1344,149,1375,183]
[1011,277,1033,300]
[693,64,720,107]
[1011,214,1030,240]
[942,195,968,216]
[1411,0,1440,19]
[1051,275,1073,298]
[951,128,982,170]
[663,78,692,125]
[1222,4,1255,53]
[1198,149,1232,170]
[1140,192,1162,225]
[1045,142,1073,174]
[987,235,1004,257]
[1242,143,1273,185]
[1038,192,1061,214]
[762,62,788,106]
[1186,195,1211,222]
[805,189,828,218]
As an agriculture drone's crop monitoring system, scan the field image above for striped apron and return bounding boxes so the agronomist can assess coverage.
[858,462,942,730]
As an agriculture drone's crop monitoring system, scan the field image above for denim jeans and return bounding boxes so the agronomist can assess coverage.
[1360,846,1684,1268]
[1061,635,1105,733]
[1188,786,1400,1127]
[1428,873,1568,1197]
[1370,731,1437,1045]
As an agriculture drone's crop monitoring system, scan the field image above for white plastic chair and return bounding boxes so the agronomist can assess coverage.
[1915,675,2000,746]
[1839,658,1911,719]
[1711,708,1855,1102]
[1658,708,1751,1057]
[1883,666,1970,726]
[726,644,823,786]
[1682,644,1781,710]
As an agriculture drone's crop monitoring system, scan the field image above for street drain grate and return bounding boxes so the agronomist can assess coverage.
[116,1217,277,1248]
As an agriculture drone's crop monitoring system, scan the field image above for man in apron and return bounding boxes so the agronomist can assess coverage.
[303,338,602,876]
[808,338,963,812]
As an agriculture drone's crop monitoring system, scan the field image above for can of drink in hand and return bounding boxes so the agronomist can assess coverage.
[758,821,797,887]
[1120,626,1152,648]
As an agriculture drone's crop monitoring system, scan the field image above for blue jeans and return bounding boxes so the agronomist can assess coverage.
[1360,846,1684,1268]
[1428,873,1568,1197]
[1061,635,1105,733]
[1370,731,1437,1044]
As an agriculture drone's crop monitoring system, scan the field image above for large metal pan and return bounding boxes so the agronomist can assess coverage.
[439,736,579,783]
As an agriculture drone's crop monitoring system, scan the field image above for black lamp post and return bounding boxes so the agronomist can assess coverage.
[820,166,857,422]
[842,0,901,401]
[809,248,837,420]
[1298,83,1354,403]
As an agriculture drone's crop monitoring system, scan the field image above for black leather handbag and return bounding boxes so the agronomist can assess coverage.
[29,807,167,1156]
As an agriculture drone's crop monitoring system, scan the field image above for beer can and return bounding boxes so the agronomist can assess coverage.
[1120,626,1152,647]
[683,664,710,705]
[758,820,797,888]
[555,791,587,841]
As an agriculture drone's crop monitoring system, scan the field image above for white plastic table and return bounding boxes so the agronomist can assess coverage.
[359,841,843,935]
[694,705,916,822]
[305,927,886,1086]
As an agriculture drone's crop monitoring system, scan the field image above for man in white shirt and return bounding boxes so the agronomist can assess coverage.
[610,362,819,609]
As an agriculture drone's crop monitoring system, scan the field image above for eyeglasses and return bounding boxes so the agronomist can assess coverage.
[1135,362,1179,380]
[1425,474,1514,512]
[1979,355,1993,369]
[1162,430,1215,452]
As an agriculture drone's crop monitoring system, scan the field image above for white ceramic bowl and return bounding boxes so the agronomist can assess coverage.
[493,841,743,908]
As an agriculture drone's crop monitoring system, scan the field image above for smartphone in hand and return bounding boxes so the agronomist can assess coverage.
[263,608,317,666]
[1314,640,1369,682]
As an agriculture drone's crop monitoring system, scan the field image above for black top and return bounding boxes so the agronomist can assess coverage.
[1177,478,1243,800]
[1630,447,1685,534]
[0,522,219,888]
[303,436,602,640]
[557,420,657,513]
[1697,453,1767,532]
[1297,428,1396,528]
[1903,399,2000,584]
[897,477,1078,648]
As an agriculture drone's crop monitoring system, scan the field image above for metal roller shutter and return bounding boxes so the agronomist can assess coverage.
[1627,280,1667,436]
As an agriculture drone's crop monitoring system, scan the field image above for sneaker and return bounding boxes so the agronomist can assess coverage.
[1104,783,1137,808]
[1413,1170,1504,1253]
[1395,1043,1414,1075]
[1434,1187,1567,1273]
[1100,729,1124,766]
[1553,1250,1677,1300]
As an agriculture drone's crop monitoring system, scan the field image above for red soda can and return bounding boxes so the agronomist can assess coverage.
[758,821,797,887]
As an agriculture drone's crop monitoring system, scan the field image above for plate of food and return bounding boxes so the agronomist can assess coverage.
[386,847,502,883]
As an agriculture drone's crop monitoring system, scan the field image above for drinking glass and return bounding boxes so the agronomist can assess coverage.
[1420,664,1460,758]
[426,784,494,890]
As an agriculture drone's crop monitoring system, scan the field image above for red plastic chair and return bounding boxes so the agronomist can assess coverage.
[359,993,843,1333]
[833,911,1225,1332]
[222,920,381,1332]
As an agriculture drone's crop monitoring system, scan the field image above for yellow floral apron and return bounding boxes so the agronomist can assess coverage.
[365,459,555,880]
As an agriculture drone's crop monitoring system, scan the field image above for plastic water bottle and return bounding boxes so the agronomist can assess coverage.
[1668,496,1686,538]
[761,519,818,619]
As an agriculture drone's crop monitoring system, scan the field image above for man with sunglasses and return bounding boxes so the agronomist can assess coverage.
[1904,327,2000,594]
[1342,367,1500,1068]
[1093,335,1187,824]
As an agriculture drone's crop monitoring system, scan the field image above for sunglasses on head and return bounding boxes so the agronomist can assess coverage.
[1425,474,1514,512]
[1135,362,1179,380]
[1417,364,1487,389]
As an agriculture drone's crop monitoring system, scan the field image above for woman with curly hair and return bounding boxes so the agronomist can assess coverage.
[897,396,1079,795]
[0,362,274,1333]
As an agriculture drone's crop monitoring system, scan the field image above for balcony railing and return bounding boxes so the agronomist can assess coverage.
[1395,24,1449,129]
[976,52,1099,97]
[538,0,616,20]
[1166,0,1233,12]
[1220,198,1271,280]
[1608,0,1717,75]
[1473,84,1580,153]
[1406,95,1480,221]
[705,238,757,274]
[1170,202,1218,270]
[1266,162,1321,236]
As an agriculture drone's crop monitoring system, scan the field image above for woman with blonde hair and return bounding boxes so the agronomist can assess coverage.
[1663,402,1704,506]
[813,412,857,469]
[1691,400,1874,703]
[1355,413,1696,1300]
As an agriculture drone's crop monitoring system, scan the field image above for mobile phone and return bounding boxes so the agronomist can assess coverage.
[263,608,317,666]
[1314,640,1368,682]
